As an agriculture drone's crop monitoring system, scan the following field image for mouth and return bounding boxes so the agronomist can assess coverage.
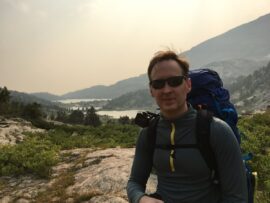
[162,98,175,102]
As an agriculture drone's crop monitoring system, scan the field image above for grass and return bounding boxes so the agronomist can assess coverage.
[35,171,75,202]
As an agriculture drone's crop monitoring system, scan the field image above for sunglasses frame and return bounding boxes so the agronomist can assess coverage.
[150,75,187,89]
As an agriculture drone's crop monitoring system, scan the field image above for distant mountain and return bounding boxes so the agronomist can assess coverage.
[228,62,270,113]
[61,74,148,99]
[30,92,61,101]
[184,13,270,68]
[102,62,270,112]
[57,13,270,100]
[10,91,60,108]
[203,58,267,85]
[102,89,156,110]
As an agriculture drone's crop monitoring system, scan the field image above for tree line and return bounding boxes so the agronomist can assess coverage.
[55,107,101,127]
[0,86,42,120]
[0,86,133,128]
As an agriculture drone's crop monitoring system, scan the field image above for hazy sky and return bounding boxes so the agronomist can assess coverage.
[1,0,270,95]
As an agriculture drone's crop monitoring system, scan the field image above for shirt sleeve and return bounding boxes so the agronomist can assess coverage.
[210,118,248,203]
[126,128,153,203]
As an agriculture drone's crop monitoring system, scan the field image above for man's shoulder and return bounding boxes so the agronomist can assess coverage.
[209,116,239,146]
[211,116,232,131]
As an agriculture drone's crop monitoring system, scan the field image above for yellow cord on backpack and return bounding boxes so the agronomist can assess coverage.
[170,123,175,172]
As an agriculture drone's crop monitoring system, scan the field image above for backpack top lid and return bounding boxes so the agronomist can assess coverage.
[187,68,231,111]
[187,68,240,143]
[188,68,223,89]
[187,68,230,111]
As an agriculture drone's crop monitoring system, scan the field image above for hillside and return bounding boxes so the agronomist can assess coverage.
[102,62,270,112]
[61,74,148,99]
[103,89,156,110]
[8,90,62,117]
[203,58,266,85]
[33,13,269,100]
[228,62,270,113]
[30,92,61,101]
[184,13,270,68]
[10,91,58,107]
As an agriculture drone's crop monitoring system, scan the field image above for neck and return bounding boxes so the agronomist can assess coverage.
[162,104,189,120]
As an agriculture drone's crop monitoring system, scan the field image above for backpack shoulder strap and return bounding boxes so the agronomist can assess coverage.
[134,111,160,164]
[146,115,160,164]
[196,109,219,182]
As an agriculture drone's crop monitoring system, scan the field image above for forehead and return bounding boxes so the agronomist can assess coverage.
[151,60,183,80]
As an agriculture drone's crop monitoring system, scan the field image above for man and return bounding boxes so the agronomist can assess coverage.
[126,50,248,203]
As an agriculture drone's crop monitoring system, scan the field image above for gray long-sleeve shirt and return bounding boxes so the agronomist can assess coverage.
[127,107,248,203]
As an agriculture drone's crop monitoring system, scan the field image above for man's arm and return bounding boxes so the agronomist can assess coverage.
[127,129,153,203]
[210,118,248,203]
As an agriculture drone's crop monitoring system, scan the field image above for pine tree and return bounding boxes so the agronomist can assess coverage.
[22,102,42,120]
[0,86,11,115]
[84,106,101,127]
[56,110,68,122]
[0,86,10,103]
[68,110,84,124]
[118,116,130,124]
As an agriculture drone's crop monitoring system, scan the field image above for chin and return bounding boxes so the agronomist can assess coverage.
[160,104,178,112]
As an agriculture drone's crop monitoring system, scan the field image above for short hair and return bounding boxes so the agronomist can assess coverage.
[147,50,189,81]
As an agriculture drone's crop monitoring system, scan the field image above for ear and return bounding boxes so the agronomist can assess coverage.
[186,78,192,93]
[149,85,154,97]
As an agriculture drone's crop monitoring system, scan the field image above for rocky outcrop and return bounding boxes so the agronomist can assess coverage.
[0,148,157,203]
[0,117,156,202]
[0,116,44,145]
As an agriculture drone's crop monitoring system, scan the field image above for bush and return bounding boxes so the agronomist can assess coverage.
[30,118,55,130]
[118,116,130,124]
[84,107,101,127]
[0,122,139,178]
[68,110,84,124]
[238,111,270,202]
[26,123,140,150]
[0,138,59,178]
[22,102,42,120]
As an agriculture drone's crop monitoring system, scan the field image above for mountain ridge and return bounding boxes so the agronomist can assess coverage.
[19,13,270,101]
[60,74,148,99]
[103,62,270,112]
[184,13,270,68]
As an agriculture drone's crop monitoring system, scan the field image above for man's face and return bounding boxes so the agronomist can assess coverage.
[150,60,191,118]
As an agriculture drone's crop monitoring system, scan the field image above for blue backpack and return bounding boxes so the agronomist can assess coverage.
[187,68,255,203]
[187,68,241,143]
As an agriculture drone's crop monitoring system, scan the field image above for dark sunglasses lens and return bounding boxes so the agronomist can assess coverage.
[167,76,184,87]
[151,80,165,89]
[151,76,185,89]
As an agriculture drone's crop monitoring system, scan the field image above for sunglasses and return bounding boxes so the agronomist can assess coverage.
[150,76,187,89]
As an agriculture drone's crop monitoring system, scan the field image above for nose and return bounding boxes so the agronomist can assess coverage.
[162,82,173,93]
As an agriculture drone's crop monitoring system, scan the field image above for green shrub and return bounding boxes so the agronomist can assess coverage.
[44,129,95,149]
[0,138,59,178]
[238,111,270,202]
[0,123,139,178]
[30,118,55,130]
[28,123,140,150]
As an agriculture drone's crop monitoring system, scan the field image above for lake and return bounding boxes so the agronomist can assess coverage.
[97,110,142,118]
[55,98,110,104]
[54,98,145,118]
